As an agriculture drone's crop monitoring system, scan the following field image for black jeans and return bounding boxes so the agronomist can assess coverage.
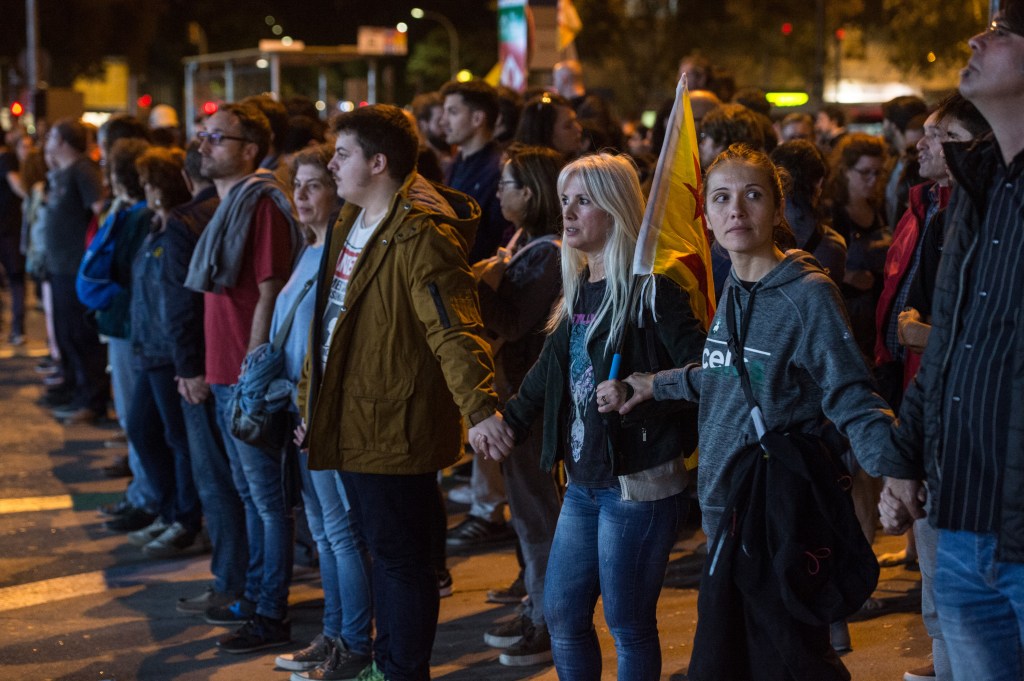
[49,273,108,411]
[340,470,440,681]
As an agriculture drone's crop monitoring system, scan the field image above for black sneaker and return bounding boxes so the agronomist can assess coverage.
[217,613,291,654]
[499,622,552,667]
[104,507,156,532]
[97,498,133,517]
[484,613,527,648]
[486,571,526,604]
[205,597,257,625]
[35,357,59,374]
[446,515,515,548]
[292,638,371,680]
[276,632,332,671]
[177,586,237,615]
[437,568,454,598]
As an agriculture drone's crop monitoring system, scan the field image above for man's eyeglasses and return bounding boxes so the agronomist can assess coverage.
[988,19,1024,39]
[496,180,522,190]
[196,131,250,146]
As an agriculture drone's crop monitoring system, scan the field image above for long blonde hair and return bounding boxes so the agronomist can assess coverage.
[548,153,647,356]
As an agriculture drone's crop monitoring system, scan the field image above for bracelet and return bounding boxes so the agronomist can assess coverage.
[623,382,635,401]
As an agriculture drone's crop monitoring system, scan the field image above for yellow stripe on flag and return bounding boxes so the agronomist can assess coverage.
[633,76,716,330]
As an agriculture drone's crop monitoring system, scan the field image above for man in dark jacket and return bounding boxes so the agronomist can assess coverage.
[884,3,1024,678]
[165,143,249,620]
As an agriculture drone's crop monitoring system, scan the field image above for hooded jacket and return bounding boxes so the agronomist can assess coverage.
[874,181,951,388]
[652,251,916,538]
[299,172,498,475]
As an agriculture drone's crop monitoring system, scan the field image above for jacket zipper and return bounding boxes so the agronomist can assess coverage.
[427,282,451,329]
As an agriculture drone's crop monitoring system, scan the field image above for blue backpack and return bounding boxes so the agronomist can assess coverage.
[76,202,145,311]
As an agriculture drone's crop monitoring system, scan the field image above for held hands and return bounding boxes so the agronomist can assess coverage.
[897,307,931,354]
[878,477,927,535]
[468,413,516,462]
[596,373,655,415]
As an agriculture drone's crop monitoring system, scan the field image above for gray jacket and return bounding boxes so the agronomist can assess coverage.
[652,250,915,538]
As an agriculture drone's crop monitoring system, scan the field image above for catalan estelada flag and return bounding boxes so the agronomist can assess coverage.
[632,75,716,330]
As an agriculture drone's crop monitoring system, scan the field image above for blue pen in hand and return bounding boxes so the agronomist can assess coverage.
[609,353,622,381]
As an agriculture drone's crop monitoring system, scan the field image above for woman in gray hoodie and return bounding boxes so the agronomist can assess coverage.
[599,144,915,678]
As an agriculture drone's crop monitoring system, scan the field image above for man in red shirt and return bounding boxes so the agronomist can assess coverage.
[184,102,300,654]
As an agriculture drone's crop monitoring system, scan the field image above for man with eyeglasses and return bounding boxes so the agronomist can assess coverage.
[882,2,1024,678]
[184,102,302,654]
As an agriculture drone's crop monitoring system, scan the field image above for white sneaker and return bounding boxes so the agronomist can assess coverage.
[127,518,170,547]
[142,522,197,558]
[447,484,473,505]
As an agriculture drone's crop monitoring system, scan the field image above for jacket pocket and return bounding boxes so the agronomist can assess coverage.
[341,372,415,455]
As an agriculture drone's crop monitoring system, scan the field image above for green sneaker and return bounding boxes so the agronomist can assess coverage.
[354,661,385,681]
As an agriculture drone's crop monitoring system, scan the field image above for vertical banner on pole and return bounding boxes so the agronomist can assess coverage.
[498,0,529,92]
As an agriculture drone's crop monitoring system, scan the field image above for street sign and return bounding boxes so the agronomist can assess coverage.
[357,27,409,56]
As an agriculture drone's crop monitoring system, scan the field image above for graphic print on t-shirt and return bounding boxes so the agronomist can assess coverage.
[319,211,379,370]
[568,311,597,462]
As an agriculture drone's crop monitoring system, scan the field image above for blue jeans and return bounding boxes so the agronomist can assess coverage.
[211,383,293,620]
[126,365,202,530]
[544,483,680,681]
[341,471,440,681]
[936,529,1024,681]
[299,455,372,653]
[180,391,248,597]
[914,496,951,680]
[107,336,158,514]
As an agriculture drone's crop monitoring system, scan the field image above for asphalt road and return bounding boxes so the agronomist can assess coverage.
[0,301,931,680]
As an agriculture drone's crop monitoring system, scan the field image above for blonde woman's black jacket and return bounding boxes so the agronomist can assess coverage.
[502,273,706,475]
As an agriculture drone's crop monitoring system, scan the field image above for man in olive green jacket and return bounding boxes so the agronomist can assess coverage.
[298,105,498,681]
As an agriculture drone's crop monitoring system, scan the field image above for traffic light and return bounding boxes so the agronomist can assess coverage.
[10,101,24,117]
[202,101,219,115]
[781,22,793,36]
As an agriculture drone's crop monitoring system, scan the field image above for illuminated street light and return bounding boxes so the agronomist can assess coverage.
[396,22,408,33]
[410,7,459,80]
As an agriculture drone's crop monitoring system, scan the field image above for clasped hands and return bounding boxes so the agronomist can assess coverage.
[468,412,516,462]
[468,370,657,462]
[596,372,655,415]
[878,477,928,535]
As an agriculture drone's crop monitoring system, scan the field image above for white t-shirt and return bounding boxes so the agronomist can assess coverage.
[319,210,382,370]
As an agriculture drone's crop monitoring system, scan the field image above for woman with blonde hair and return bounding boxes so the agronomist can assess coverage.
[470,152,705,680]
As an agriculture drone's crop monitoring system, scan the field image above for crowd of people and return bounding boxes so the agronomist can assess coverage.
[0,4,1023,680]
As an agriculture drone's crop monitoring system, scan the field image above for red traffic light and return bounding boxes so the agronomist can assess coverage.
[835,28,846,40]
[137,94,153,108]
[202,101,219,115]
[781,22,793,36]
[10,101,24,117]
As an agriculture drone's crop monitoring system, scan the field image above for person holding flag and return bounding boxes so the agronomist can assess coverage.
[468,148,706,680]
